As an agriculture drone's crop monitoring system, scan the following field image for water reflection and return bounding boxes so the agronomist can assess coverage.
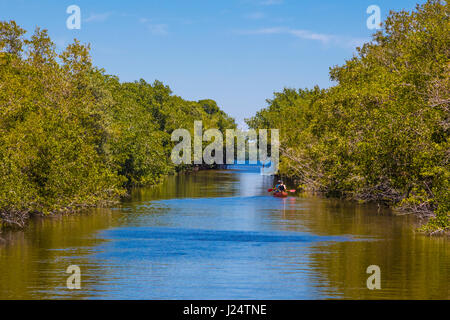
[0,170,448,299]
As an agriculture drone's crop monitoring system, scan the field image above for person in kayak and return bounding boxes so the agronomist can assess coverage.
[275,180,286,193]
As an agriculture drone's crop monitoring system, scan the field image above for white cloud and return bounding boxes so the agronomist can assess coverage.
[84,12,112,23]
[260,0,283,5]
[238,27,284,35]
[147,24,169,35]
[289,29,333,43]
[138,18,169,36]
[236,27,368,48]
[245,11,266,20]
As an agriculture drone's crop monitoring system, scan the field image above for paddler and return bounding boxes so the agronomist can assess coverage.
[275,180,286,192]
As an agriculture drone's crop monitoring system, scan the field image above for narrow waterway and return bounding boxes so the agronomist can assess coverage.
[0,168,448,299]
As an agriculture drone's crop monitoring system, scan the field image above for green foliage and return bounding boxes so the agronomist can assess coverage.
[0,21,235,227]
[246,0,449,233]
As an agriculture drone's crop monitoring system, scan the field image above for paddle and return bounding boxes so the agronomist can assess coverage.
[268,188,296,193]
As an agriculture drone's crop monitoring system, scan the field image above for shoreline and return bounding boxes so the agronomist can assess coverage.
[0,164,219,232]
[2,168,448,240]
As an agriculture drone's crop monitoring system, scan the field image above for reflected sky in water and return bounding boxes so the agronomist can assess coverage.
[0,169,448,299]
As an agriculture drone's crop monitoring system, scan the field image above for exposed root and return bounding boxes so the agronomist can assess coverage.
[0,210,30,229]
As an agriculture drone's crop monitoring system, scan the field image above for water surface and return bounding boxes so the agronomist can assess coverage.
[0,169,448,299]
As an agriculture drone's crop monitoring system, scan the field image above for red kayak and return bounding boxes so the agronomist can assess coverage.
[273,191,288,198]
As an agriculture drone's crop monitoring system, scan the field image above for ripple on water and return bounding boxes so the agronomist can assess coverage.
[100,227,353,243]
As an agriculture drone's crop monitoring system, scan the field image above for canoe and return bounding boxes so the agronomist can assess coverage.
[273,191,288,198]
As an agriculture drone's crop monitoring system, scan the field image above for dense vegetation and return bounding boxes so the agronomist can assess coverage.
[247,0,449,233]
[0,21,235,227]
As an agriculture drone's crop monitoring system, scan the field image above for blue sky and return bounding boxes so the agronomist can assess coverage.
[1,0,422,126]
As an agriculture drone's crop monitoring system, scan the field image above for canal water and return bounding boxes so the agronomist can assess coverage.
[0,169,448,299]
